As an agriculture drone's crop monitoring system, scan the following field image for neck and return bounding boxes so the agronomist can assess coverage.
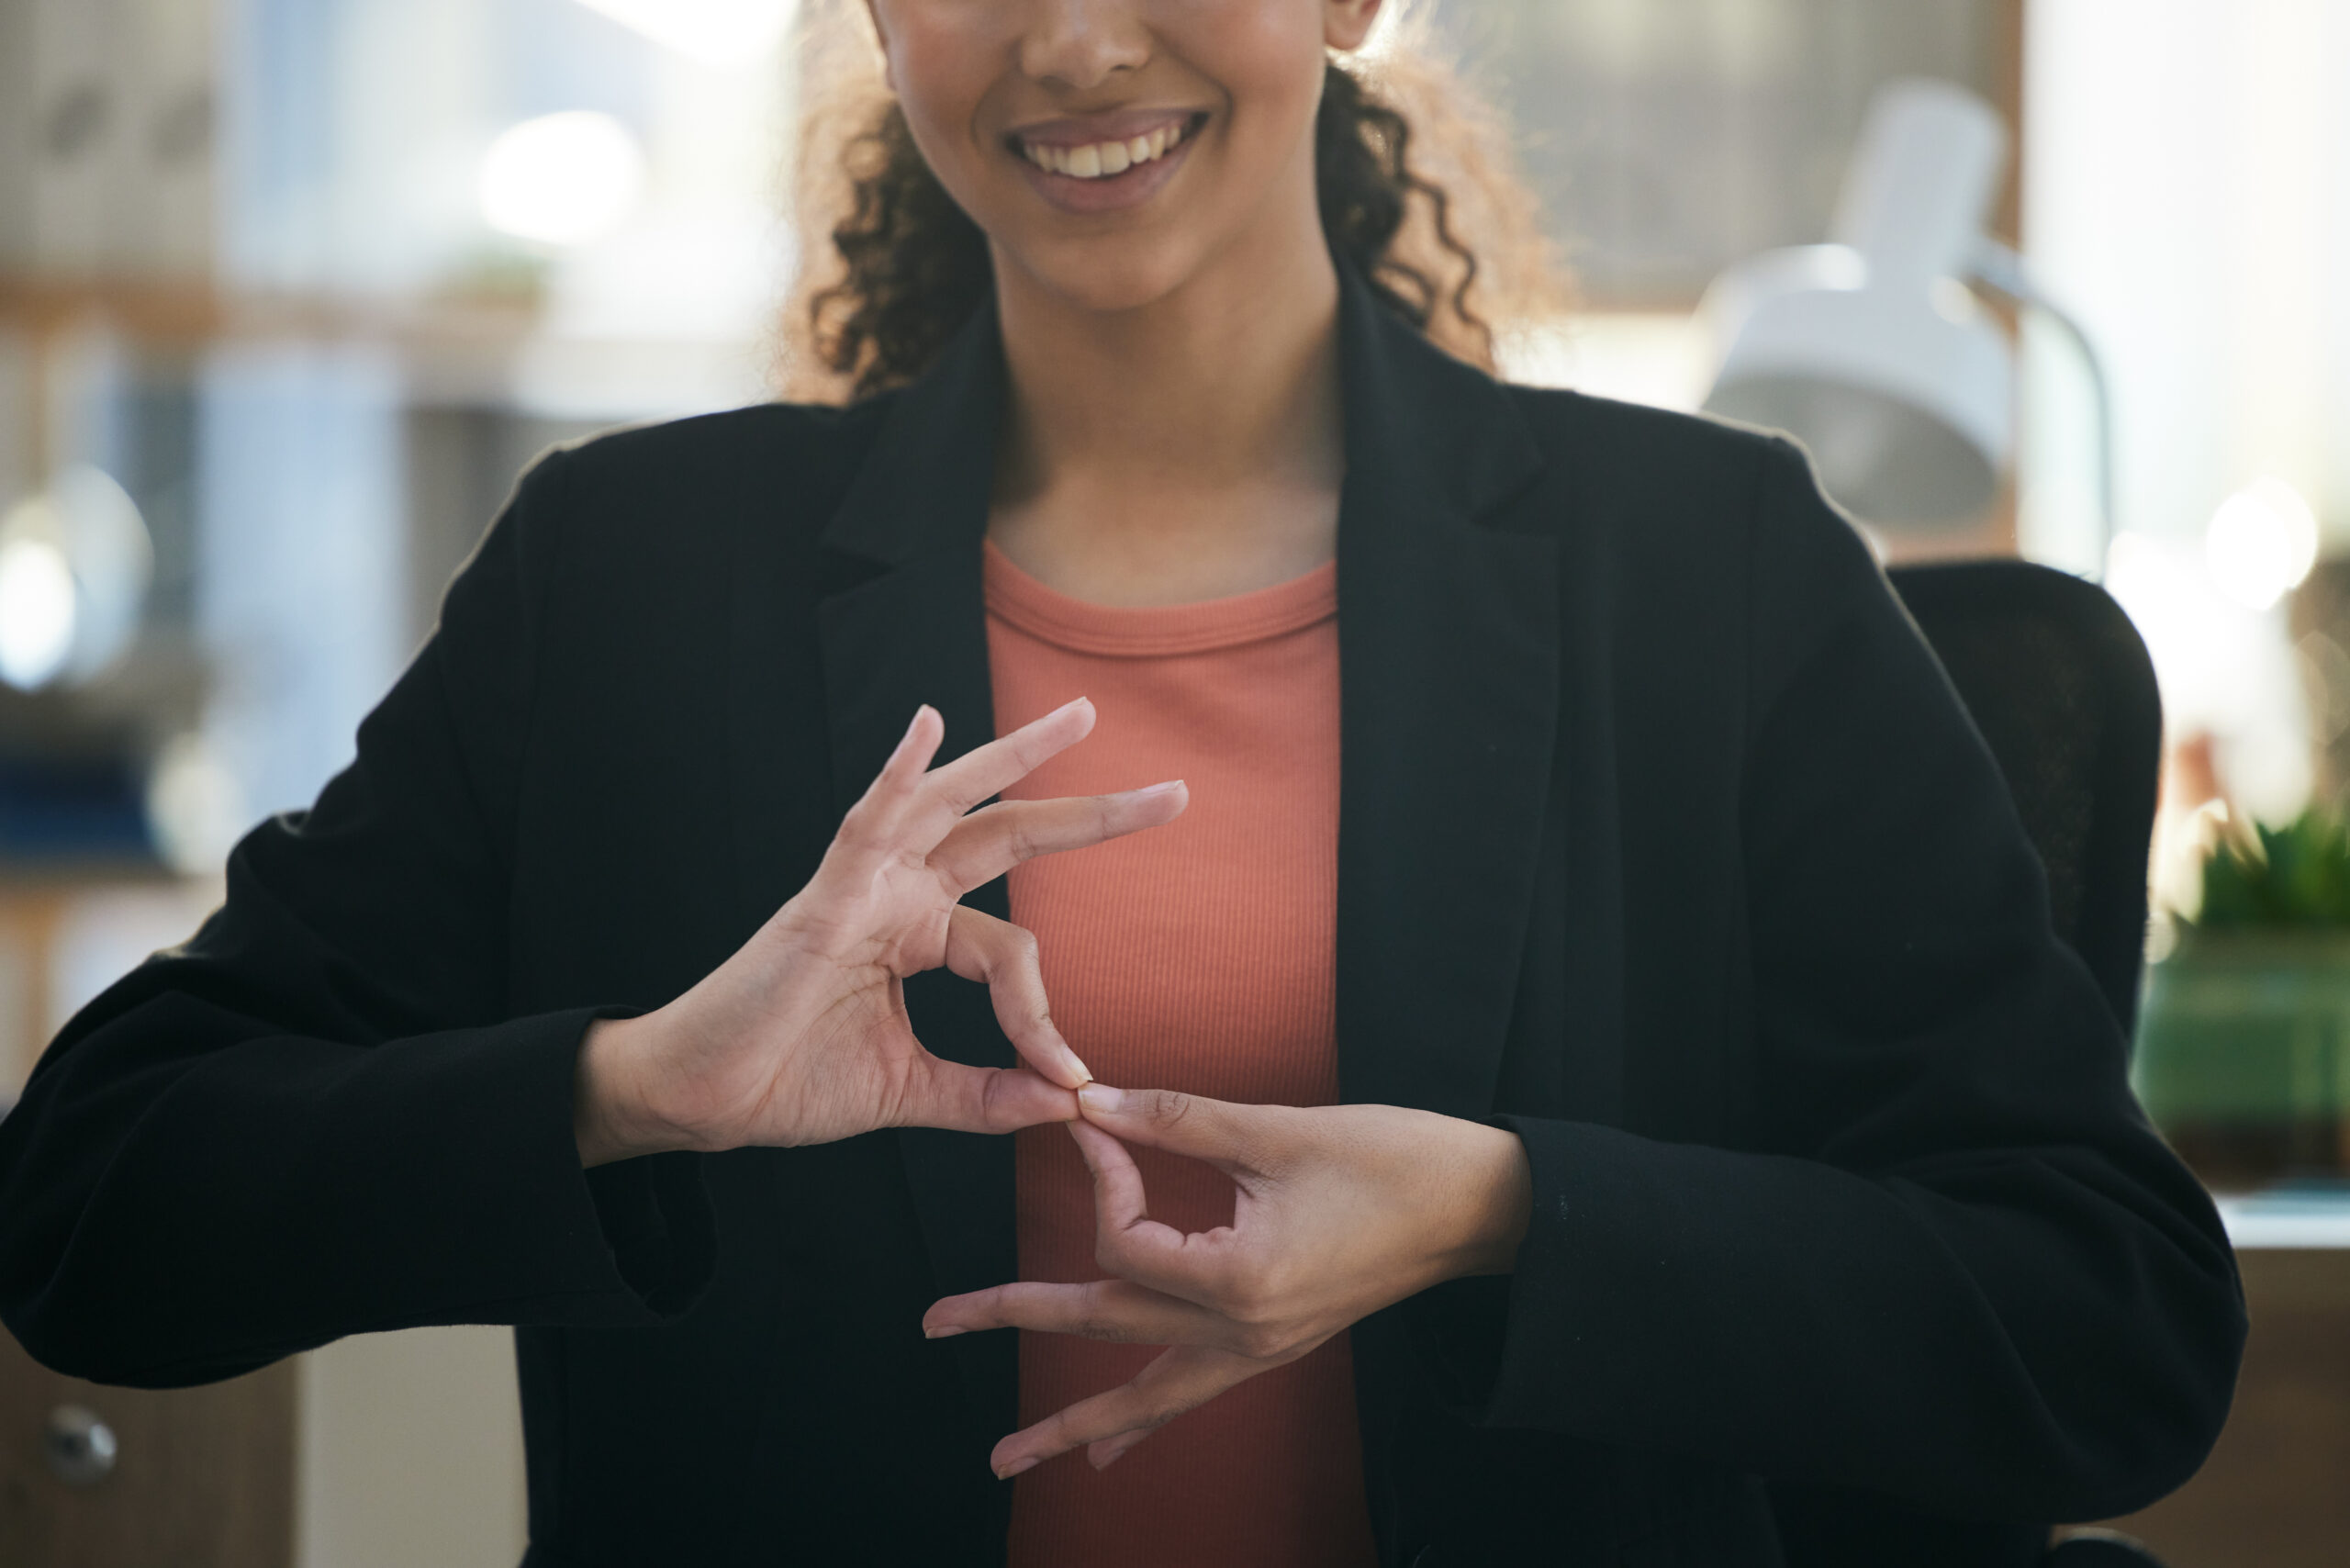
[985,184,1348,606]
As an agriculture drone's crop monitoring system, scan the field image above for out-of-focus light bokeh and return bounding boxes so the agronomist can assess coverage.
[0,464,151,691]
[2205,478,2320,614]
[143,728,246,877]
[0,532,76,690]
[477,110,647,245]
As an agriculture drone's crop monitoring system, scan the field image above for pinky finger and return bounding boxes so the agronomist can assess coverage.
[989,1345,1258,1478]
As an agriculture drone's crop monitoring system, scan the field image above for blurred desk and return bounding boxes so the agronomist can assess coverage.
[2085,1190,2350,1568]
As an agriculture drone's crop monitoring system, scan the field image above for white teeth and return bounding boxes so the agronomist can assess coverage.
[1023,120,1191,180]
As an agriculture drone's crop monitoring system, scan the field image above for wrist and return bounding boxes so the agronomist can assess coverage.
[1444,1122,1533,1280]
[574,1014,697,1168]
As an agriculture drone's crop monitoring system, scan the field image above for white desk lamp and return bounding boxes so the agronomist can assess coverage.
[1701,79,2113,570]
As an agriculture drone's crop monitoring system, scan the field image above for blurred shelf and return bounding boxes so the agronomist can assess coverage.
[0,274,775,416]
[0,274,543,351]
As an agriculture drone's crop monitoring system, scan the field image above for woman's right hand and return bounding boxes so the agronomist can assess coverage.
[572,698,1183,1166]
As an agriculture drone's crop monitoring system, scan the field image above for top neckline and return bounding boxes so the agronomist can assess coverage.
[981,539,1337,658]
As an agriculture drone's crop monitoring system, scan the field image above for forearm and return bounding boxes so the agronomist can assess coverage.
[1480,1116,2240,1520]
[0,998,711,1385]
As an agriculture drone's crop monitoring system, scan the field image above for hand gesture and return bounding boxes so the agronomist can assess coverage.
[923,1086,1532,1476]
[573,700,1186,1163]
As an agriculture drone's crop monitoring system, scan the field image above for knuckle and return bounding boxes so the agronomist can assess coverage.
[1236,1323,1291,1360]
[1000,812,1041,862]
[1138,1088,1191,1126]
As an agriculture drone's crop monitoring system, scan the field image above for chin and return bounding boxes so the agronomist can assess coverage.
[1001,236,1209,319]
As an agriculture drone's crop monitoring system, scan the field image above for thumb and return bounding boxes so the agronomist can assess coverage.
[1076,1085,1269,1175]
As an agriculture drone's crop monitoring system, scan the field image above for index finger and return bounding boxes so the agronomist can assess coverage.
[901,697,1096,852]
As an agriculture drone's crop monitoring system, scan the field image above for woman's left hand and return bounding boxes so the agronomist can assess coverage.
[922,1086,1533,1478]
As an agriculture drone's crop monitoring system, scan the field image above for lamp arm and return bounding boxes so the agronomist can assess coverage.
[1967,238,2116,581]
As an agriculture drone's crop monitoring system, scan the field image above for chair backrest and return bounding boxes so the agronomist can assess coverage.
[1886,560,2165,1036]
[1767,564,2169,1568]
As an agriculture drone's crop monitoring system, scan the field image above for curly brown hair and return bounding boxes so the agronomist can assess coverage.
[778,4,1568,403]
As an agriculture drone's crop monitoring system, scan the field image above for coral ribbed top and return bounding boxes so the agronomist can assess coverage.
[984,540,1376,1568]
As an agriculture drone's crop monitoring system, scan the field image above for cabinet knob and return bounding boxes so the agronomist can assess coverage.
[43,1405,118,1486]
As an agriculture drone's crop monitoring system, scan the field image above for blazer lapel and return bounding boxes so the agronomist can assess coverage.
[1331,276,1561,1119]
[793,306,1024,1446]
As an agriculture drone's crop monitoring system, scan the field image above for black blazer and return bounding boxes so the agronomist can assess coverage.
[0,271,2242,1567]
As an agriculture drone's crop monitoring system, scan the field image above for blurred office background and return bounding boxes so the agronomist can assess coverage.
[1,1,2346,1564]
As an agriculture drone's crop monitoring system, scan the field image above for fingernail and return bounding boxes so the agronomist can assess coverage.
[924,1325,966,1339]
[1079,1084,1122,1115]
[1063,1047,1092,1087]
[995,1456,1040,1480]
[1133,779,1185,798]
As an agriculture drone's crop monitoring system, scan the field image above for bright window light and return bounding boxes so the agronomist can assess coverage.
[478,112,646,247]
[569,0,798,69]
[0,533,78,690]
[2205,477,2319,612]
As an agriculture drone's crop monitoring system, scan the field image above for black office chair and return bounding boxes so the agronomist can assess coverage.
[1892,560,2165,1037]
[1768,560,2170,1568]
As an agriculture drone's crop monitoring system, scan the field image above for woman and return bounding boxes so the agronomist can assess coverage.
[0,1,2240,1564]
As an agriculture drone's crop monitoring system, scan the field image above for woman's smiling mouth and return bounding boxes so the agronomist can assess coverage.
[1008,111,1208,212]
[1019,117,1192,179]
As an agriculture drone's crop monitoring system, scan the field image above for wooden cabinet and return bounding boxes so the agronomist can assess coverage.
[0,1331,293,1568]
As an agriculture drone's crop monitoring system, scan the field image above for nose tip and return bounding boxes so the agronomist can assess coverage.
[1018,1,1150,92]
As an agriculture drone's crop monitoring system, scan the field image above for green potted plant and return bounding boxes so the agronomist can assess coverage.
[2136,809,2350,1184]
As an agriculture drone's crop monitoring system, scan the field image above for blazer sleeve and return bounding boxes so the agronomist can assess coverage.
[1449,438,2243,1521]
[0,449,715,1389]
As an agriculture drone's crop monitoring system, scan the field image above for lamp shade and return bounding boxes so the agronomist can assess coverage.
[1702,81,2015,530]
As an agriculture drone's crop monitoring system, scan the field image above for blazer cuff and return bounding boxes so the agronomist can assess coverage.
[290,1002,718,1332]
[1398,1115,1641,1430]
[519,1006,716,1324]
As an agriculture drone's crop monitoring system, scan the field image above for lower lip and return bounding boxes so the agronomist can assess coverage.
[1016,130,1197,217]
